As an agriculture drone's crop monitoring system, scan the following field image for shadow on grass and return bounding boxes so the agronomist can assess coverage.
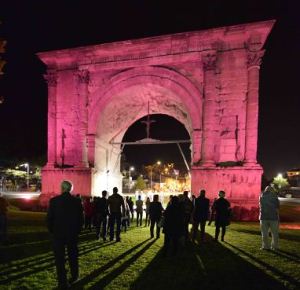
[6,231,51,245]
[72,238,152,289]
[130,234,289,290]
[276,249,300,260]
[225,242,300,289]
[0,231,98,264]
[0,239,114,284]
[232,229,300,242]
[88,239,157,289]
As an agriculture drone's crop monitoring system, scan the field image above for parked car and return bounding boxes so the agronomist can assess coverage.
[279,187,300,198]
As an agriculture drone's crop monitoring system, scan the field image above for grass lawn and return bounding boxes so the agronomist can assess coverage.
[0,210,299,290]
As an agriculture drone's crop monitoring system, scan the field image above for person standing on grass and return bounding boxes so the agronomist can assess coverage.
[149,194,164,238]
[107,187,125,242]
[0,193,9,243]
[83,197,94,231]
[192,189,210,242]
[47,180,83,289]
[163,195,184,256]
[145,197,151,226]
[94,191,109,241]
[128,197,134,222]
[259,185,280,250]
[182,191,194,242]
[208,198,217,226]
[214,191,231,242]
[136,195,143,226]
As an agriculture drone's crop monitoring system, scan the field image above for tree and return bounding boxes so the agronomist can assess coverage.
[272,174,289,192]
[134,176,146,191]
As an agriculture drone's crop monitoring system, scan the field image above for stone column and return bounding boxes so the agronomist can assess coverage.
[245,50,265,165]
[192,129,202,164]
[87,134,96,167]
[201,52,218,167]
[75,70,89,167]
[44,72,57,167]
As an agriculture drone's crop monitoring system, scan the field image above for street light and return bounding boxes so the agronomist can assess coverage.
[129,166,135,192]
[20,163,29,190]
[156,161,162,190]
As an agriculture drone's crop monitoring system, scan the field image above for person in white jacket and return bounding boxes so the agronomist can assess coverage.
[259,185,280,250]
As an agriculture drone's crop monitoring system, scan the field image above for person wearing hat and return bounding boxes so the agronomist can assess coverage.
[214,190,231,241]
[259,185,280,250]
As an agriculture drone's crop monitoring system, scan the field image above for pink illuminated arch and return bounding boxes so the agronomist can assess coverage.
[88,66,203,135]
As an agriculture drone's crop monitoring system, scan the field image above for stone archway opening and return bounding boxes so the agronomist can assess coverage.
[120,113,192,194]
[92,83,194,195]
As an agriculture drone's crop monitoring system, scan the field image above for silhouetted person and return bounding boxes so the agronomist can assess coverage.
[121,197,130,232]
[83,197,94,231]
[191,194,196,206]
[208,198,217,226]
[94,191,109,241]
[136,195,143,226]
[145,197,151,226]
[259,185,280,250]
[0,193,8,243]
[47,180,83,289]
[127,197,134,221]
[214,191,231,242]
[192,189,210,242]
[121,216,129,232]
[163,196,184,256]
[149,194,164,238]
[107,187,125,242]
[182,191,193,242]
[125,196,131,227]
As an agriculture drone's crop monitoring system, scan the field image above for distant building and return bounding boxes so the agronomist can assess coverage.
[286,168,300,187]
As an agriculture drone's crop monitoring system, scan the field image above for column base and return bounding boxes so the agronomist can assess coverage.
[191,165,263,220]
[41,166,93,207]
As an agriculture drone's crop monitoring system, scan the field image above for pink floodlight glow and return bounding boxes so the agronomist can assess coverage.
[281,223,300,230]
[23,195,32,200]
[38,20,275,220]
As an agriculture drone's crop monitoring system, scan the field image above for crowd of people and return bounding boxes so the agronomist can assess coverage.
[0,179,281,290]
[0,176,281,289]
[46,181,238,288]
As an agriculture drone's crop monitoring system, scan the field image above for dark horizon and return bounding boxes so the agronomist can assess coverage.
[0,0,299,179]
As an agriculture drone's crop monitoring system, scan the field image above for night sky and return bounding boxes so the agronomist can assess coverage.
[0,0,299,179]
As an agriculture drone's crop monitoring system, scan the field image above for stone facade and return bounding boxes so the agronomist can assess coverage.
[38,20,275,219]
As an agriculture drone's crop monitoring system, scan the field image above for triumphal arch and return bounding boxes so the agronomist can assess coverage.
[38,20,274,216]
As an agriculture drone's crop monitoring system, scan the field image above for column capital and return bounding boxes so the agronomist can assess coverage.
[44,73,57,86]
[247,50,265,70]
[74,69,90,84]
[202,52,217,71]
